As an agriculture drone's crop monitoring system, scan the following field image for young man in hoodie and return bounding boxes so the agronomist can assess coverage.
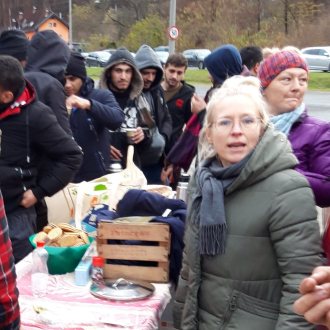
[64,52,124,182]
[25,30,71,135]
[0,55,82,262]
[134,44,172,183]
[24,30,72,231]
[99,47,151,170]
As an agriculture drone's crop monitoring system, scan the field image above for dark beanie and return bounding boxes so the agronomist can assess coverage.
[65,51,87,80]
[0,30,29,61]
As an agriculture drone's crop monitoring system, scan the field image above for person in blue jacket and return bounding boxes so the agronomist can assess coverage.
[64,52,125,182]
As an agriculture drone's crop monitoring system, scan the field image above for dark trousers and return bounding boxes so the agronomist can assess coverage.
[8,207,36,263]
[141,163,163,184]
[35,198,48,232]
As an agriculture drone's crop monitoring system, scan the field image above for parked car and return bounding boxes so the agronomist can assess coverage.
[182,49,211,69]
[103,48,117,55]
[155,51,169,66]
[301,46,330,72]
[85,51,111,67]
[154,45,169,52]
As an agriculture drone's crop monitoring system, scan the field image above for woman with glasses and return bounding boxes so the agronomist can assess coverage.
[173,76,322,330]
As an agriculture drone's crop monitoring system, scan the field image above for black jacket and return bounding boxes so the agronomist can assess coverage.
[0,82,82,214]
[135,45,172,163]
[70,77,124,182]
[163,82,195,153]
[25,30,71,134]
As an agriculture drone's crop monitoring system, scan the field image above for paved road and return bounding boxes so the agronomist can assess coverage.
[195,85,330,122]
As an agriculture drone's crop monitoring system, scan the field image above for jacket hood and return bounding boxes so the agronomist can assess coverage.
[80,76,94,97]
[99,47,143,100]
[25,30,70,83]
[135,44,163,90]
[204,44,243,85]
[227,125,298,194]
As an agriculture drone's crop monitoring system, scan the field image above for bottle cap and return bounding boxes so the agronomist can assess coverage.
[92,256,104,267]
[36,241,46,248]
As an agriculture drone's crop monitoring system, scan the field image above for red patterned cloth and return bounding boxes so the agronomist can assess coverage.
[0,191,20,329]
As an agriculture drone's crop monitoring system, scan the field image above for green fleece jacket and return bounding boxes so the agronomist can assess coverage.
[174,125,322,330]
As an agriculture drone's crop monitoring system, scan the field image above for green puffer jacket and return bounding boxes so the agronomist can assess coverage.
[174,126,322,330]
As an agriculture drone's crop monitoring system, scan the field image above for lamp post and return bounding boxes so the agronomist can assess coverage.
[168,0,177,54]
[68,0,73,48]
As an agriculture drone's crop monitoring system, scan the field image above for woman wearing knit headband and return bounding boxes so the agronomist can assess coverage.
[258,50,330,208]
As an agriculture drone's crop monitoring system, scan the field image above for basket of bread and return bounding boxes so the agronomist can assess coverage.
[29,223,93,275]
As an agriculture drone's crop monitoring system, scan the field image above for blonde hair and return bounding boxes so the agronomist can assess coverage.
[262,47,280,59]
[198,76,269,162]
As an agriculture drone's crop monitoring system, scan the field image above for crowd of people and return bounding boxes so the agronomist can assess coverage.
[0,27,329,329]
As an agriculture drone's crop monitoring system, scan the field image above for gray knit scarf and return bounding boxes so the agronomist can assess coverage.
[195,156,250,256]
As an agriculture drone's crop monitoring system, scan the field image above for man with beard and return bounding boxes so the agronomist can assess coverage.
[160,53,195,187]
[134,45,172,183]
[99,47,146,168]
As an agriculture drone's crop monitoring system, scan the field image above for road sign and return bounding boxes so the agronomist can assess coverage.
[168,25,179,40]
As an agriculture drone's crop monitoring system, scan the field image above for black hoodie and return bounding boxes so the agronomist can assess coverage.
[24,30,71,134]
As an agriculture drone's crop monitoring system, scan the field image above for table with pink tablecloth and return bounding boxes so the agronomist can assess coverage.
[16,254,171,329]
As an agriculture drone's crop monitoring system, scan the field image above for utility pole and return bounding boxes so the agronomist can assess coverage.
[168,0,176,54]
[69,0,73,48]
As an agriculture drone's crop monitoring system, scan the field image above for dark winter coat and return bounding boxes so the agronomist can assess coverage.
[163,81,195,152]
[70,77,124,182]
[289,108,330,207]
[174,126,322,330]
[0,82,82,214]
[25,30,71,134]
[135,44,172,148]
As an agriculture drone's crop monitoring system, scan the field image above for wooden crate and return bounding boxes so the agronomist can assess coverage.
[97,221,171,283]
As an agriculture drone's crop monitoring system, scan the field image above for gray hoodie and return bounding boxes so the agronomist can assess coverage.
[99,47,143,100]
[134,44,163,91]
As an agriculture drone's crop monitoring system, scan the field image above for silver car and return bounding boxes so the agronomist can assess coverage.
[301,46,330,72]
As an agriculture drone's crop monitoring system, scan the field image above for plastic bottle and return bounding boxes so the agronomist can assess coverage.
[91,256,104,283]
[31,241,49,297]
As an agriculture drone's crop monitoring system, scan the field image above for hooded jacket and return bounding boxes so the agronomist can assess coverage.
[0,81,82,214]
[70,77,124,182]
[174,126,322,330]
[289,108,330,207]
[204,44,243,86]
[134,45,172,159]
[99,47,143,102]
[24,30,71,134]
[99,47,146,167]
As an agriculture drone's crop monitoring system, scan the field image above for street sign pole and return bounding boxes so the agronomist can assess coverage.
[168,0,176,54]
[69,0,73,48]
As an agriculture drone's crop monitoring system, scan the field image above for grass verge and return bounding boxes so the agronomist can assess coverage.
[87,67,330,91]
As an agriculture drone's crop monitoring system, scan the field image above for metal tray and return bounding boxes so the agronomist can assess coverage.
[90,278,155,301]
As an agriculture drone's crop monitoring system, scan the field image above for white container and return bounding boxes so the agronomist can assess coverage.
[31,241,49,298]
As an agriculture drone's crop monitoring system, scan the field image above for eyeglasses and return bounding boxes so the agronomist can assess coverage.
[212,116,261,132]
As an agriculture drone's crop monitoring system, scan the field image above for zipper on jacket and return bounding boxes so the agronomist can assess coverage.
[15,167,27,191]
[221,293,238,329]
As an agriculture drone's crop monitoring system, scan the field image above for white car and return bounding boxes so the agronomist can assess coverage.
[301,46,330,72]
[155,51,169,66]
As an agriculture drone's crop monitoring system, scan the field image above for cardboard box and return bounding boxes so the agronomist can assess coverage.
[97,221,171,283]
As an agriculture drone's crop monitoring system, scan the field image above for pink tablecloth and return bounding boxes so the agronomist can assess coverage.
[16,254,171,329]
